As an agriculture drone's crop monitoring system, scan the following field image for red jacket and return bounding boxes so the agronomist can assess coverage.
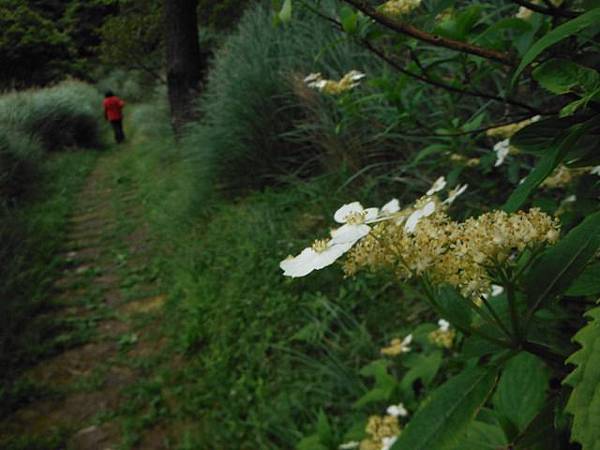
[103,96,125,121]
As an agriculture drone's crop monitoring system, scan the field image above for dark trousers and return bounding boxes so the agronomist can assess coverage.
[110,119,125,143]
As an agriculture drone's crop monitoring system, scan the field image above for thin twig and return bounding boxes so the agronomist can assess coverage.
[342,0,514,65]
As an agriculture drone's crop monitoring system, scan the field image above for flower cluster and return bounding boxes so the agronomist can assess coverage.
[487,116,540,167]
[540,164,595,189]
[344,207,559,298]
[280,176,462,278]
[304,70,366,95]
[380,0,422,16]
[280,176,559,299]
[380,334,412,356]
[359,412,402,450]
[428,319,455,349]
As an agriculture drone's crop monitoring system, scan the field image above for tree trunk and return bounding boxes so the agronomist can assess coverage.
[164,0,202,134]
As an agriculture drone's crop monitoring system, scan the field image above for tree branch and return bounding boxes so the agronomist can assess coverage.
[511,0,579,18]
[362,39,541,114]
[342,0,515,65]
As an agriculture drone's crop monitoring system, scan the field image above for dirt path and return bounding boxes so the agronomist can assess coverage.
[1,150,174,449]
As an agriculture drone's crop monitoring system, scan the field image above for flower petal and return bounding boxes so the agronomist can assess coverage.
[443,184,468,205]
[494,139,510,167]
[334,201,364,223]
[422,201,436,217]
[280,247,319,278]
[312,242,353,270]
[303,72,322,83]
[330,224,371,244]
[404,209,423,233]
[363,207,380,222]
[381,198,400,215]
[426,176,447,195]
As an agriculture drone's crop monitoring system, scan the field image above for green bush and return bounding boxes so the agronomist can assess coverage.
[0,79,103,152]
[0,129,42,206]
[184,1,384,197]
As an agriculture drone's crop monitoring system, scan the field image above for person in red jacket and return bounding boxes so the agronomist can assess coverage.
[103,91,126,143]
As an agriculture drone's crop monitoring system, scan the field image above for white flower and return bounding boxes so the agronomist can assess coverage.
[330,223,371,245]
[564,195,577,203]
[443,184,468,205]
[346,70,366,82]
[280,239,353,277]
[426,176,447,196]
[310,79,328,90]
[482,284,504,299]
[494,139,510,167]
[334,201,379,224]
[590,166,600,176]
[438,319,450,332]
[338,442,360,450]
[404,201,436,233]
[304,72,322,84]
[330,201,379,245]
[386,403,408,417]
[381,198,400,215]
[382,436,399,450]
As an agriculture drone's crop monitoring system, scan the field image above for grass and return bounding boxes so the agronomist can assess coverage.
[107,103,431,448]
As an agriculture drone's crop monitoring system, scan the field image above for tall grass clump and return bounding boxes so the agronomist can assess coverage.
[0,80,103,152]
[0,130,43,206]
[184,1,385,198]
[0,81,101,384]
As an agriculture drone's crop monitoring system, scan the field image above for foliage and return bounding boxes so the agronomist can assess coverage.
[0,80,104,153]
[0,81,101,384]
[269,1,600,449]
[565,306,600,450]
[0,0,118,88]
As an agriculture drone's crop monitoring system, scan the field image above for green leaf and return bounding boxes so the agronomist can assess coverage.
[399,351,443,395]
[317,409,333,445]
[524,211,600,311]
[492,352,550,433]
[297,435,328,450]
[355,360,396,408]
[510,117,581,155]
[512,8,600,85]
[279,0,292,23]
[436,284,473,330]
[391,366,498,450]
[503,124,587,212]
[513,400,561,450]
[455,420,508,450]
[564,306,600,450]
[339,6,358,34]
[565,263,600,296]
[533,59,600,95]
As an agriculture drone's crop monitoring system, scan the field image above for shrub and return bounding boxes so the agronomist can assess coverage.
[0,129,42,206]
[0,79,103,152]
